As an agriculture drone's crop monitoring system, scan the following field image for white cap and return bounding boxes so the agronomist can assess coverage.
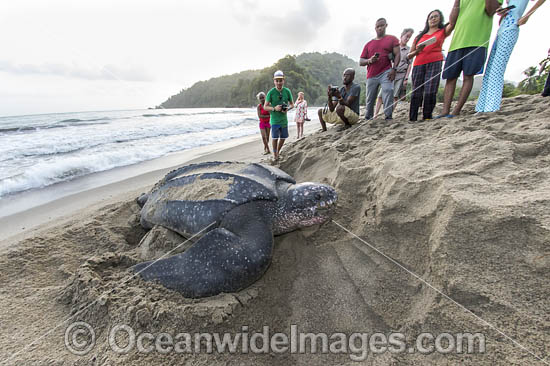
[273,70,284,79]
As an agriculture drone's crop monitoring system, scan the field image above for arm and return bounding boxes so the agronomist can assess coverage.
[407,40,425,60]
[360,54,380,66]
[264,95,281,112]
[359,44,379,66]
[446,0,460,36]
[341,94,357,109]
[404,63,413,84]
[264,100,274,112]
[327,87,338,112]
[388,43,400,81]
[257,104,262,119]
[518,0,546,26]
[338,85,359,109]
[392,45,401,71]
[485,0,502,16]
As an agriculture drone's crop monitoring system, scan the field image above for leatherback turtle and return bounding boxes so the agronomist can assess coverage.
[133,161,337,298]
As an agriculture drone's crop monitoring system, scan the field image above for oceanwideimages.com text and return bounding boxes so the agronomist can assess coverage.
[65,322,486,361]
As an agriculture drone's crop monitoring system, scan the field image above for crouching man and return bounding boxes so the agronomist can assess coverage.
[318,68,361,131]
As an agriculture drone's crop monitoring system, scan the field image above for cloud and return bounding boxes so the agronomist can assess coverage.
[339,22,376,60]
[267,0,330,46]
[0,60,154,82]
[231,0,330,48]
[230,0,258,25]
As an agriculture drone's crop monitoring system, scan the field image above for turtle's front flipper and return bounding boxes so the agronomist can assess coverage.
[133,201,274,298]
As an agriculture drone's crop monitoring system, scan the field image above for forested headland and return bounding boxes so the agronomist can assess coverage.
[158,53,366,108]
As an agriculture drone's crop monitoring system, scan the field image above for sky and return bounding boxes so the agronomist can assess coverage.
[0,0,547,116]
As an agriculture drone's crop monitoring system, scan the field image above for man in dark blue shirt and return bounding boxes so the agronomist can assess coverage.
[318,68,361,131]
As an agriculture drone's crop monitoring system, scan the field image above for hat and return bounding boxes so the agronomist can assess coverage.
[273,70,284,79]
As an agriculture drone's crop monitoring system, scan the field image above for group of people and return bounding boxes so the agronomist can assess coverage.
[361,0,545,122]
[256,0,546,160]
[256,70,309,161]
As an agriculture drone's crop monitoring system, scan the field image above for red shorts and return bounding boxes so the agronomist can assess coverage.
[259,120,271,129]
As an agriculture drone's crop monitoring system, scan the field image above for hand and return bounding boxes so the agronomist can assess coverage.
[333,89,342,99]
[388,69,396,82]
[369,55,379,64]
[518,15,529,26]
[274,105,282,112]
[416,44,426,53]
[496,7,511,18]
[327,85,333,97]
[403,78,408,86]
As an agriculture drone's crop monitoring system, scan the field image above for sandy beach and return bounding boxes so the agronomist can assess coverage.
[0,96,549,365]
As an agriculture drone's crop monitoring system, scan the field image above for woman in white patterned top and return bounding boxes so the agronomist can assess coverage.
[294,92,308,139]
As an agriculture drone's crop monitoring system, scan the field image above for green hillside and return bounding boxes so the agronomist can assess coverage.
[159,52,367,108]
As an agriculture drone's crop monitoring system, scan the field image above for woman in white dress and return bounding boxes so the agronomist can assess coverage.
[294,92,307,139]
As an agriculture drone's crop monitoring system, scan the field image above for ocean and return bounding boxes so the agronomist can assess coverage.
[0,108,308,199]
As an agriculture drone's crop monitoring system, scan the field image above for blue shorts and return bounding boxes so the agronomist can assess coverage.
[271,125,289,139]
[442,47,487,80]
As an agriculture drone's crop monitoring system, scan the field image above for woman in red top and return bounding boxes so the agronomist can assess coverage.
[257,92,271,155]
[407,9,456,121]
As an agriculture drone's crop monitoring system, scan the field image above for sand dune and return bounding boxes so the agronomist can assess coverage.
[0,95,548,365]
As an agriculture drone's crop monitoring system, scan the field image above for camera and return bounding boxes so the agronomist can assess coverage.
[280,103,288,112]
[329,86,339,95]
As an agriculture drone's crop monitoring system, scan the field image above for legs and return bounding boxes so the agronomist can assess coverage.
[476,28,519,112]
[272,138,286,160]
[543,73,550,97]
[271,126,288,160]
[296,122,304,139]
[442,78,457,116]
[274,139,285,160]
[392,76,405,112]
[380,71,395,119]
[442,47,487,116]
[476,40,498,112]
[335,104,352,128]
[260,128,270,154]
[365,77,380,120]
[422,61,443,119]
[452,75,474,116]
[318,109,327,131]
[409,65,426,121]
[375,96,383,116]
[271,138,278,159]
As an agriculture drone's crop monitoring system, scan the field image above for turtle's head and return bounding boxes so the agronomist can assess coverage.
[274,182,338,234]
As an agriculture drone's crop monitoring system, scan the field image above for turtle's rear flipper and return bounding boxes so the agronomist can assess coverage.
[133,202,274,298]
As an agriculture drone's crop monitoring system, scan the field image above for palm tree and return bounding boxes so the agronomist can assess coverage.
[519,66,541,94]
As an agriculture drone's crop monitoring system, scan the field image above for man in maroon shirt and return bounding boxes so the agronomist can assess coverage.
[360,18,401,120]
